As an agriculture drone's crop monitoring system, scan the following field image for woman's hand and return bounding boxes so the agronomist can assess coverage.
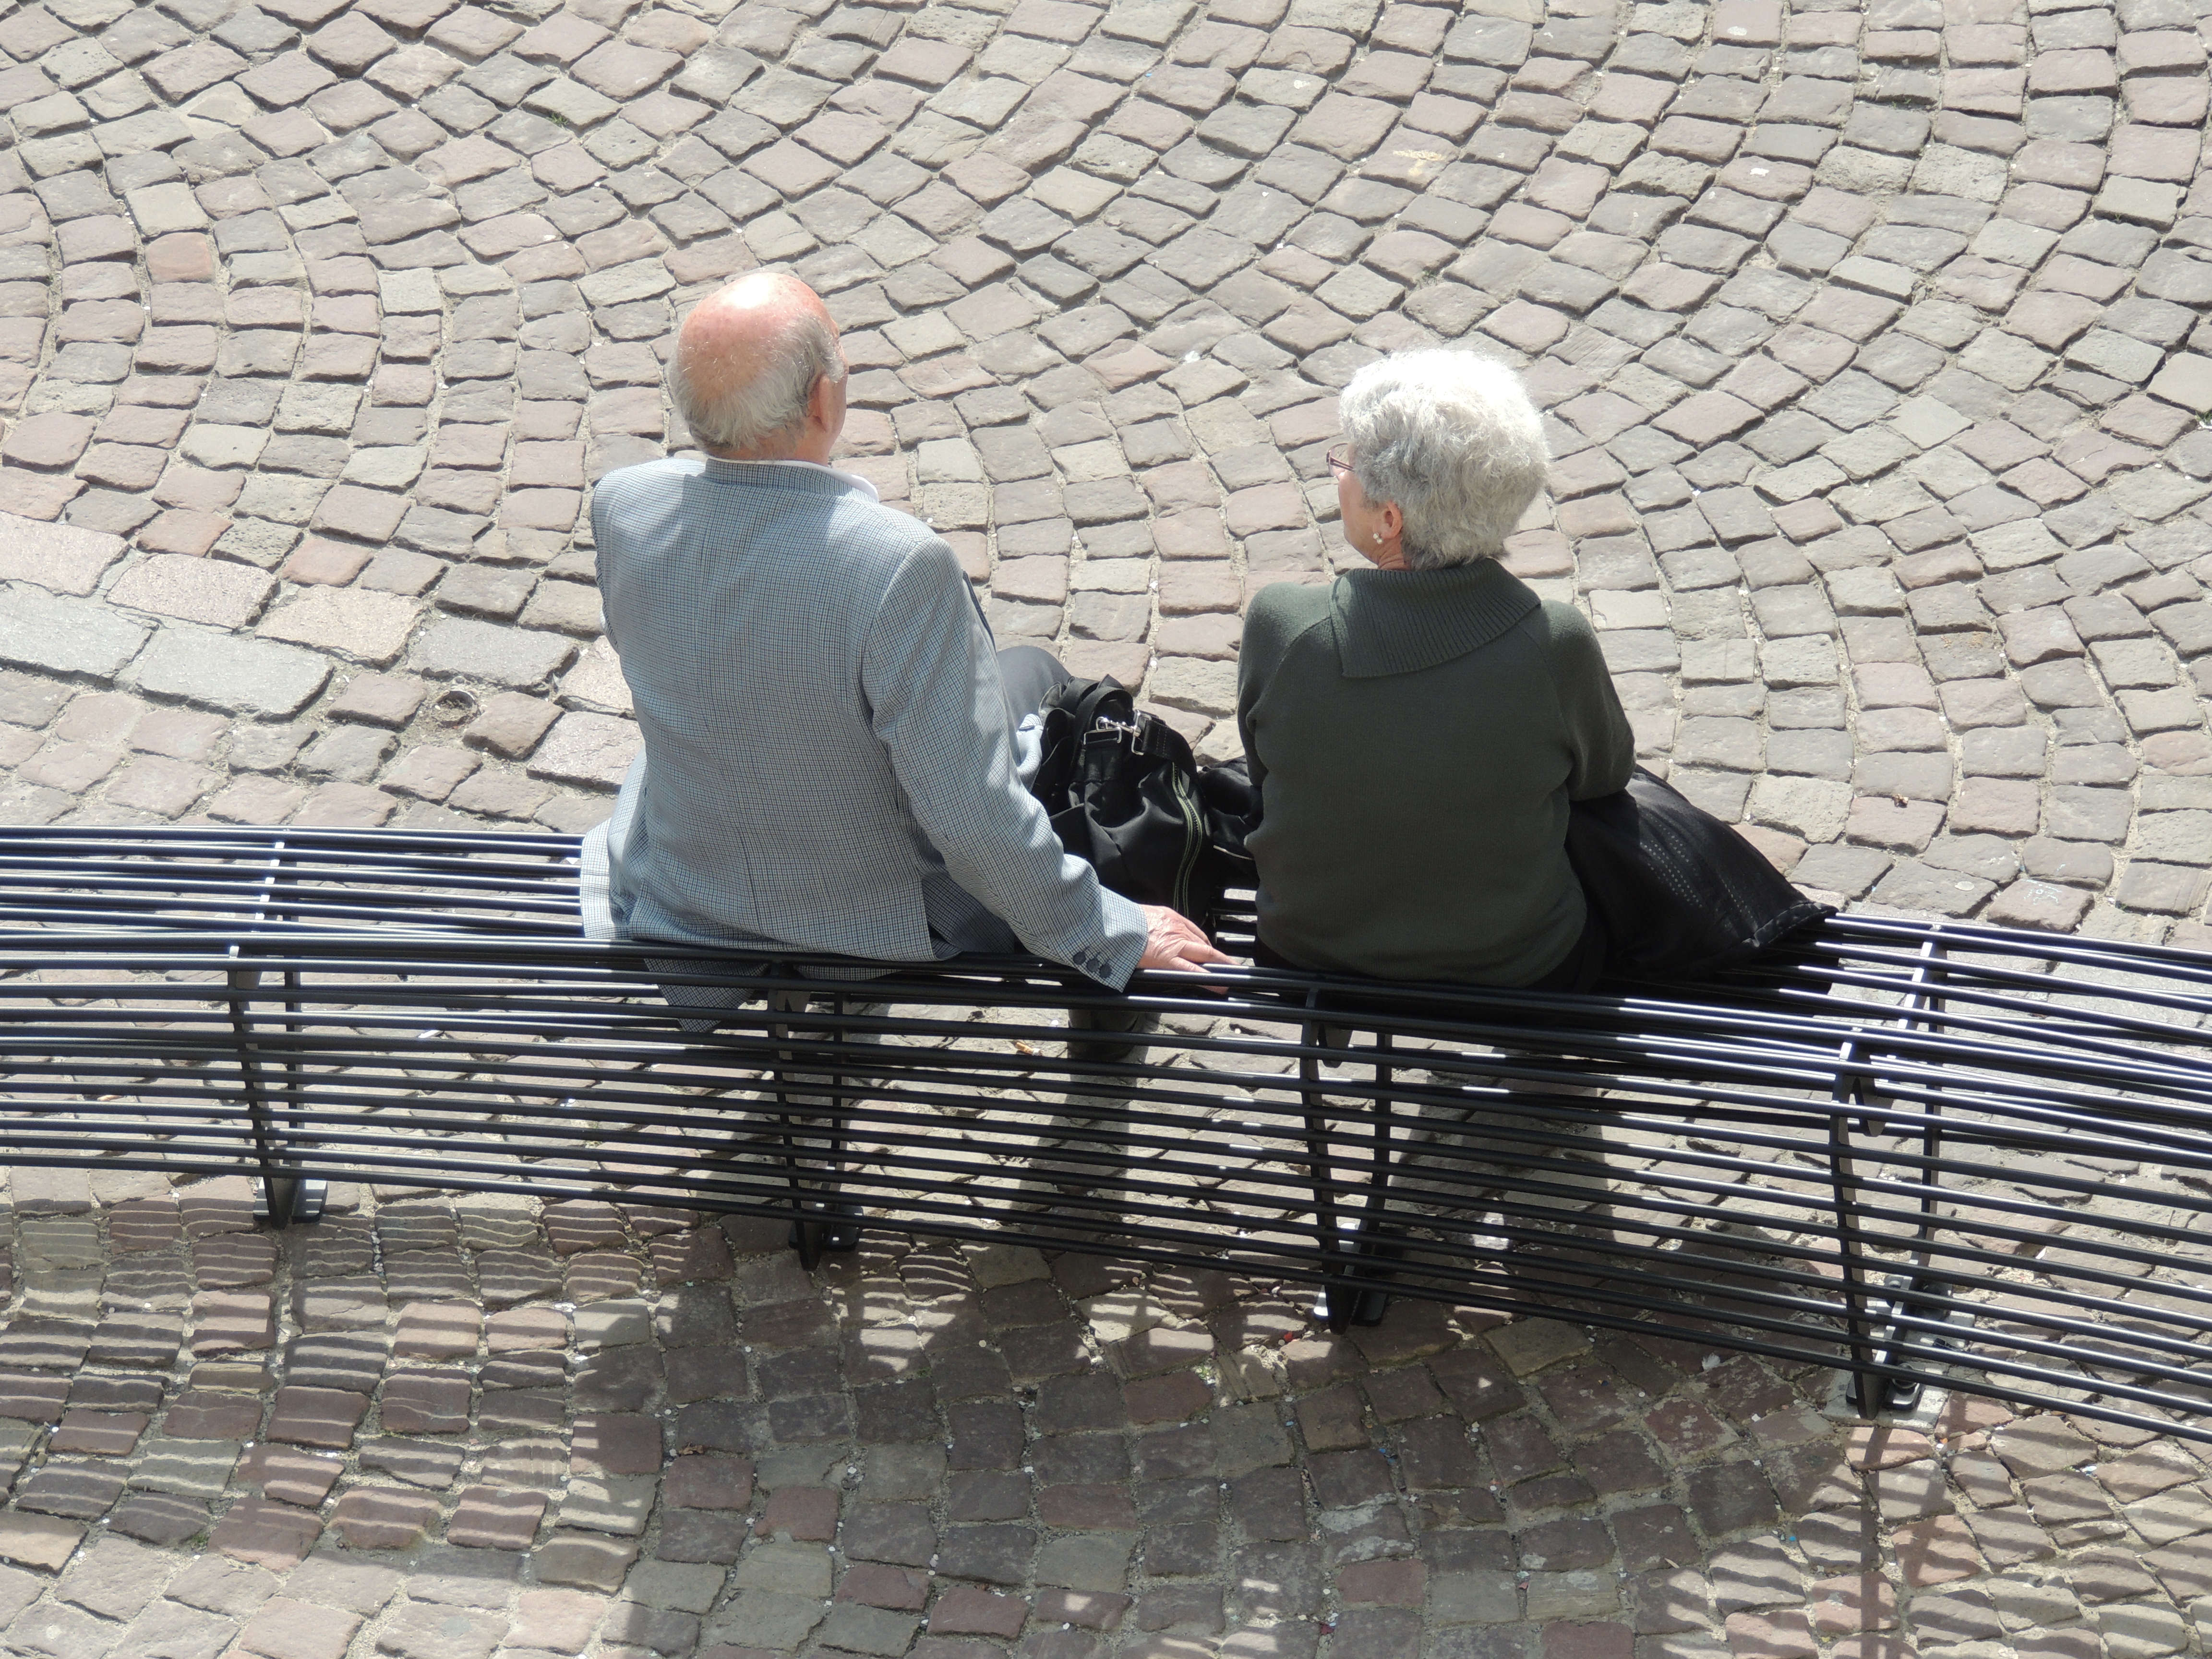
[1137,905,1233,973]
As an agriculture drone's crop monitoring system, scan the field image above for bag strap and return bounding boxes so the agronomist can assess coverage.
[1069,677,1127,733]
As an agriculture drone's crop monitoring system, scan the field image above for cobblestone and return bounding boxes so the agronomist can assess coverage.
[0,0,2211,1646]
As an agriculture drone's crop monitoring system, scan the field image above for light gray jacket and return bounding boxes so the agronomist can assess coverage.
[580,457,1145,987]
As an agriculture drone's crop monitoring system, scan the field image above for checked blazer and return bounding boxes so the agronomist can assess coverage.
[581,457,1146,988]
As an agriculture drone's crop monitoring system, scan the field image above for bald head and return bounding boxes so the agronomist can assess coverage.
[670,272,847,461]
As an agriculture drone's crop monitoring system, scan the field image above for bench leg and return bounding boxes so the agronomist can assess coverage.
[231,961,326,1230]
[1835,945,1958,1415]
[1889,961,1956,1406]
[1832,1112,1931,1416]
[1862,1087,1954,1413]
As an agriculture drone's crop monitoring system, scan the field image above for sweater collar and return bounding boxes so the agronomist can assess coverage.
[1329,559,1542,679]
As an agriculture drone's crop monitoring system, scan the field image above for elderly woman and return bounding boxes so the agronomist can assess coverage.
[1234,349,1634,989]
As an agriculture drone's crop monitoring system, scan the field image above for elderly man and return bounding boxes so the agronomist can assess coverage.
[581,271,1225,992]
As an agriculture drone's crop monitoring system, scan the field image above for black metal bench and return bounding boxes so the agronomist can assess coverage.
[2,825,2210,1445]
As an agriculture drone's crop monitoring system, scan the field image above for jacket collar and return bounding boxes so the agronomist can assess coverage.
[1329,559,1542,679]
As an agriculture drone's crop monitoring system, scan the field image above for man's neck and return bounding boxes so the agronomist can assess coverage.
[702,437,836,466]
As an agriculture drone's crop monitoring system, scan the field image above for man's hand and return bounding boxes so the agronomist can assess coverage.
[1137,904,1233,973]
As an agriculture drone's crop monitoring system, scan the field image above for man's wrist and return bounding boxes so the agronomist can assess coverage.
[1091,890,1149,989]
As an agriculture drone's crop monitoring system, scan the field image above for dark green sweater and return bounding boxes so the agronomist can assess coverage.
[1235,560,1635,986]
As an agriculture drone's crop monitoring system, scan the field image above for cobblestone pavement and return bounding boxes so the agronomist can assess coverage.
[2,1171,2210,1659]
[4,0,2212,1651]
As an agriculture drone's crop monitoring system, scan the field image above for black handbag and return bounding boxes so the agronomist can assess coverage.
[1030,678,1214,920]
[1567,766,1832,980]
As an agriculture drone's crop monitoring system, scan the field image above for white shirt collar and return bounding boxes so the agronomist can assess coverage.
[705,455,880,502]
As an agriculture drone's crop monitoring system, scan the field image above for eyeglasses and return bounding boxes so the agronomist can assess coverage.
[1325,445,1352,478]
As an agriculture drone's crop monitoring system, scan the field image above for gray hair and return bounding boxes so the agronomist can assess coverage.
[669,303,846,453]
[1339,350,1550,569]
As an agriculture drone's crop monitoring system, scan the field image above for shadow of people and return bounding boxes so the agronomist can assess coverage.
[1014,1004,1162,1229]
[652,979,886,1262]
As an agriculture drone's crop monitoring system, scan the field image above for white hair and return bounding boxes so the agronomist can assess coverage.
[668,302,846,453]
[1339,350,1550,569]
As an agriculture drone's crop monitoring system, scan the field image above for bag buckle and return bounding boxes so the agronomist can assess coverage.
[1083,718,1143,747]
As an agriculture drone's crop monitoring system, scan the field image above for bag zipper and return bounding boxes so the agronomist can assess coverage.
[1168,766,1204,915]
